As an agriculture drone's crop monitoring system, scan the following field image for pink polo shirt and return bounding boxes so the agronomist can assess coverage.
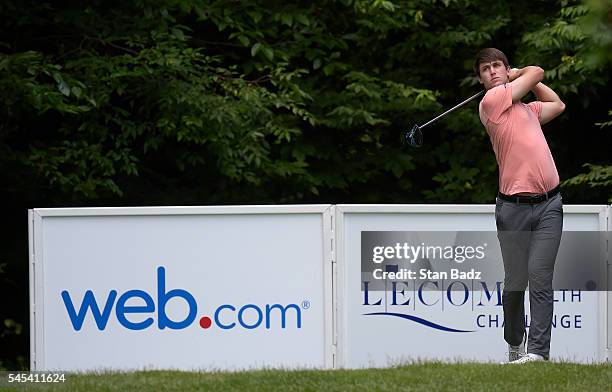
[479,83,559,195]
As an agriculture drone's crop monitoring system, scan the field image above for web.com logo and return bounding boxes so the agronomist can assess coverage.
[61,266,305,331]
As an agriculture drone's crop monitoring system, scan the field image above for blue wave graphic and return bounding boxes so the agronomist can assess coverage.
[363,312,475,333]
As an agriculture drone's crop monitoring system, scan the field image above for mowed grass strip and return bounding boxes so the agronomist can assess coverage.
[12,362,612,392]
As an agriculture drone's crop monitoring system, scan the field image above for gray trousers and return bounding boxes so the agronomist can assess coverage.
[495,192,563,359]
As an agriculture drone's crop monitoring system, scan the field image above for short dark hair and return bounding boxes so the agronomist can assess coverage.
[474,48,509,76]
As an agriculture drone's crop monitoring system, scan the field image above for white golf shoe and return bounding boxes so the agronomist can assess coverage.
[510,353,545,364]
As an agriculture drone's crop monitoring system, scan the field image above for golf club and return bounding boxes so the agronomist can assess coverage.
[405,90,485,147]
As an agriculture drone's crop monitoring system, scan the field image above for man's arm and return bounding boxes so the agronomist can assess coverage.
[530,82,565,124]
[508,66,544,103]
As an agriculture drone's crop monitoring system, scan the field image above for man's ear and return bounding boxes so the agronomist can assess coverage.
[477,75,483,84]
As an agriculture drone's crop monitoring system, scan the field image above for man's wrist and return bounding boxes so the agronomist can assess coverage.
[530,82,543,93]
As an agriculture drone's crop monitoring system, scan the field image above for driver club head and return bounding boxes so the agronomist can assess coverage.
[405,124,423,147]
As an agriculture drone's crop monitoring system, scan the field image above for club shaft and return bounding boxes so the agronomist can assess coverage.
[419,90,485,129]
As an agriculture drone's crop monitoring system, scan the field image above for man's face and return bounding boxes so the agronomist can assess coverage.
[477,60,510,90]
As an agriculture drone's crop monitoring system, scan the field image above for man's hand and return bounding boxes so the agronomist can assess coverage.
[508,68,521,82]
[509,66,544,103]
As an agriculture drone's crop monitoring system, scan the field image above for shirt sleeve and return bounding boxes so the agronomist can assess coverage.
[527,101,543,120]
[480,84,512,124]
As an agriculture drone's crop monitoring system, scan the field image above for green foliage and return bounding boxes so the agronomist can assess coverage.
[563,163,612,187]
[562,157,611,202]
[0,1,609,203]
[1,0,609,208]
[1,318,22,339]
[518,0,612,95]
[596,110,612,129]
[561,109,612,201]
[0,262,25,369]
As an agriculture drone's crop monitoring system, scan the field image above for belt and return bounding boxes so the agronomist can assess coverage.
[497,185,560,204]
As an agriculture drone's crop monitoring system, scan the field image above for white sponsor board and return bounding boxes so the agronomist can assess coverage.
[335,205,610,367]
[29,204,610,371]
[29,206,334,371]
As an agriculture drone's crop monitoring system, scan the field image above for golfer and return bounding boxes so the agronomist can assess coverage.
[475,48,565,363]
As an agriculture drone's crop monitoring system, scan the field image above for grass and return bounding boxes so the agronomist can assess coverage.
[5,362,612,391]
